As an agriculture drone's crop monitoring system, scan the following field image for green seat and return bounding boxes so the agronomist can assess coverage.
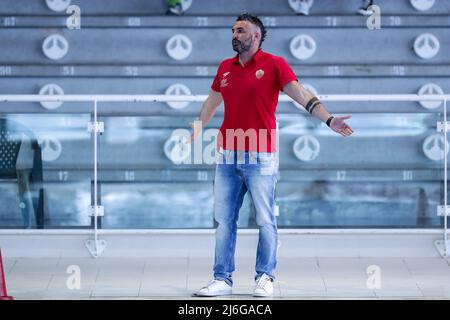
[0,118,45,229]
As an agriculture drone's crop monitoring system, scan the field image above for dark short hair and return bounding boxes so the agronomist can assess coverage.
[236,13,267,48]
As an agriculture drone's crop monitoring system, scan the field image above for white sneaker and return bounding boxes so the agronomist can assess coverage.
[357,7,374,15]
[296,0,311,16]
[297,2,309,16]
[253,274,274,297]
[193,279,232,297]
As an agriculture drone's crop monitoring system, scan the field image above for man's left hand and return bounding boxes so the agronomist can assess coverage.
[330,115,354,137]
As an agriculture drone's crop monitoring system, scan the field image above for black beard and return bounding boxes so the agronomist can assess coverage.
[232,39,252,53]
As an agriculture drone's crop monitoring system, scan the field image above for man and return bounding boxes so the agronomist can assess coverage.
[190,13,353,297]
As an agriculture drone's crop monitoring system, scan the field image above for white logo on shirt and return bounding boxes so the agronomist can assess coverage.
[220,71,230,87]
[221,78,228,88]
[256,69,265,79]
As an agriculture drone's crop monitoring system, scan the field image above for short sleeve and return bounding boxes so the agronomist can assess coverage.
[275,57,298,91]
[211,65,222,93]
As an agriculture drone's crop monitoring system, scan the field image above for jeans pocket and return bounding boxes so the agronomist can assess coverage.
[215,147,225,164]
[257,152,274,164]
[257,153,277,175]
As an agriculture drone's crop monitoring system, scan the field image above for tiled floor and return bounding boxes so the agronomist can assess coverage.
[2,257,450,299]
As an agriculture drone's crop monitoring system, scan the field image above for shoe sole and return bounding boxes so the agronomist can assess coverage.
[193,290,232,297]
[253,293,273,297]
[357,10,374,15]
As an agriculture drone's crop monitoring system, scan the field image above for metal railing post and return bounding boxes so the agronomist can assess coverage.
[85,99,106,258]
[445,98,448,257]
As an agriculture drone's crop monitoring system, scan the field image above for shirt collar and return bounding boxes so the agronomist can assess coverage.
[233,48,263,66]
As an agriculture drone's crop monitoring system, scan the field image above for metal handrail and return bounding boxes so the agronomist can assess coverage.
[0,93,448,258]
[1,94,450,103]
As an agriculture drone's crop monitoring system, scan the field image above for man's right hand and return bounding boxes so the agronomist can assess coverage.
[187,120,202,144]
[187,90,222,144]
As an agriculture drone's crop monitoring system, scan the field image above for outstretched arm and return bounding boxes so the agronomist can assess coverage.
[283,80,354,137]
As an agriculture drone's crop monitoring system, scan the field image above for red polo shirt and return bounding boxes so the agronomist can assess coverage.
[211,49,297,152]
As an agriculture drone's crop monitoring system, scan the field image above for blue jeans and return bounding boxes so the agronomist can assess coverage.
[213,149,279,286]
